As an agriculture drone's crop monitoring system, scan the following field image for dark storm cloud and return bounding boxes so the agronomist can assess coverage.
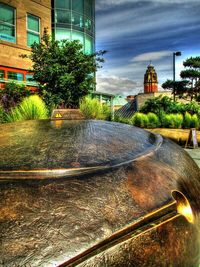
[95,0,200,95]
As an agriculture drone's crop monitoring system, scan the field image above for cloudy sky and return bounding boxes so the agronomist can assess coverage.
[95,0,200,96]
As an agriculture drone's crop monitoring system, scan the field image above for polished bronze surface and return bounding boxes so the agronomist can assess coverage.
[0,120,200,266]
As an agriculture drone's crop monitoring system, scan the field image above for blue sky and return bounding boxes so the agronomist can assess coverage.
[95,0,200,96]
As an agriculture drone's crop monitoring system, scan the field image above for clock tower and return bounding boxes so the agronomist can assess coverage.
[144,64,158,93]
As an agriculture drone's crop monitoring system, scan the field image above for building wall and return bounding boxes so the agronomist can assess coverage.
[0,0,51,70]
[136,91,172,110]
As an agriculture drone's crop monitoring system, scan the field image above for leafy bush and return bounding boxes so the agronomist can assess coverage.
[183,112,192,128]
[140,96,200,118]
[0,82,30,111]
[6,95,48,122]
[130,112,149,128]
[190,114,199,128]
[184,101,200,116]
[163,114,183,128]
[146,113,160,128]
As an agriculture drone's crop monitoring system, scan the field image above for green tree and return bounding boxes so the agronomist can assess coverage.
[180,57,200,100]
[22,29,106,109]
[162,79,189,98]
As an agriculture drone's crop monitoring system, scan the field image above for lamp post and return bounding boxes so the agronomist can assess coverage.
[173,51,182,101]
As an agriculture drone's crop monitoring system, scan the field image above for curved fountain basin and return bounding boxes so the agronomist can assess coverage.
[0,120,200,267]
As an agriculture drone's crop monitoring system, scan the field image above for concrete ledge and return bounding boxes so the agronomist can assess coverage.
[147,128,200,145]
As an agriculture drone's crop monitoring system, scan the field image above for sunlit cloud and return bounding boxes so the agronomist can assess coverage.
[96,75,142,96]
[132,51,172,62]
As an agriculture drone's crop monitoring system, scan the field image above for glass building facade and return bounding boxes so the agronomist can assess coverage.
[52,0,95,54]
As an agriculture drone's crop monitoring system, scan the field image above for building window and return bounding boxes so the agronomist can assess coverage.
[0,3,16,43]
[27,14,40,47]
[0,70,5,79]
[55,0,70,9]
[8,72,23,81]
[85,35,93,54]
[72,0,83,13]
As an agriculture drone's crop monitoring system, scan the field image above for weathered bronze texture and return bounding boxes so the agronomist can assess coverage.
[0,120,200,267]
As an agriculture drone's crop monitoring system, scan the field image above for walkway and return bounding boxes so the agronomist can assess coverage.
[185,148,200,168]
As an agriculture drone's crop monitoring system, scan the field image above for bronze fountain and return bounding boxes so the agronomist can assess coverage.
[0,119,200,266]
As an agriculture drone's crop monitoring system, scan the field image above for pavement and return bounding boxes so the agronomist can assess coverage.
[184,148,200,168]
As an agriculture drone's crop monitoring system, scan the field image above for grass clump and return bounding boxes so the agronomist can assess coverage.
[130,112,149,128]
[146,112,160,128]
[190,114,199,128]
[163,114,183,128]
[80,96,111,120]
[6,95,48,122]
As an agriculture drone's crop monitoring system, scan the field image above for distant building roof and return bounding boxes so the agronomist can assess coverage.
[115,99,137,118]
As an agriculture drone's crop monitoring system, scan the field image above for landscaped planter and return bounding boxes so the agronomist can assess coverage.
[147,128,200,145]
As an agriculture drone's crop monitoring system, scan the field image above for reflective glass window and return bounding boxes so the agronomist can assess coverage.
[72,0,83,13]
[85,0,93,18]
[72,12,83,29]
[27,14,40,46]
[55,10,71,24]
[85,18,92,32]
[55,28,71,41]
[0,4,15,43]
[55,0,70,9]
[0,70,5,79]
[26,74,35,82]
[8,72,23,81]
[72,31,84,44]
[85,35,93,54]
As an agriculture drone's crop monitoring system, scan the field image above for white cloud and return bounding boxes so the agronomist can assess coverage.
[96,0,199,11]
[131,51,172,62]
[96,75,142,96]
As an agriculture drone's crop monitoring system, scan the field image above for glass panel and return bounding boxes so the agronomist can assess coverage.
[55,0,70,9]
[28,15,39,32]
[8,72,23,81]
[0,23,14,36]
[0,4,14,25]
[85,18,92,32]
[0,4,15,43]
[27,32,40,46]
[0,70,5,79]
[72,12,83,28]
[55,28,71,41]
[85,35,93,54]
[55,10,70,24]
[85,0,93,18]
[72,0,83,13]
[26,74,35,82]
[72,31,84,44]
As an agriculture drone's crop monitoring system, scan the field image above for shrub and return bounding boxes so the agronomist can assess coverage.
[0,82,30,111]
[163,114,183,128]
[146,113,160,128]
[80,96,112,120]
[183,112,192,128]
[101,104,112,121]
[190,114,199,128]
[0,105,7,123]
[113,114,130,124]
[80,97,102,119]
[6,95,48,122]
[130,112,149,128]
